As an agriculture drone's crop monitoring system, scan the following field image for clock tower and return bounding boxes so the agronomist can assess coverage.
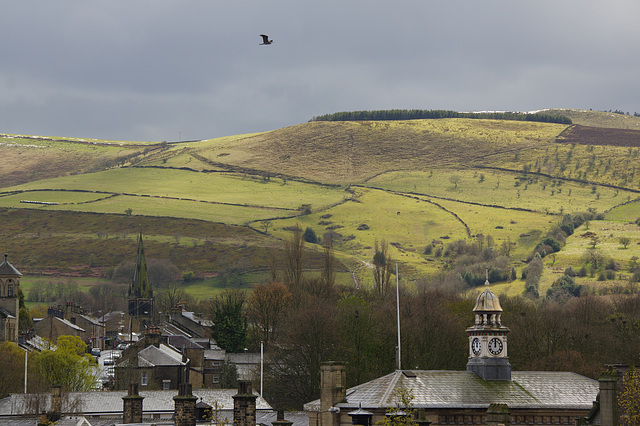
[466,273,511,381]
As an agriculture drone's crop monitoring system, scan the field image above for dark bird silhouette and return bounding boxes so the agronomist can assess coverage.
[260,34,273,45]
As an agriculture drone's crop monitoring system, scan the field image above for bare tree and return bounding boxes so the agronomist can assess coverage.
[157,283,188,313]
[249,282,291,344]
[373,239,393,296]
[283,226,305,290]
[322,235,335,287]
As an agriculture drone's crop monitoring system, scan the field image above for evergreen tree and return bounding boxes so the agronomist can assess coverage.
[209,290,248,353]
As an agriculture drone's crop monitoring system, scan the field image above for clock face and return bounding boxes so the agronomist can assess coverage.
[488,337,503,356]
[471,338,481,356]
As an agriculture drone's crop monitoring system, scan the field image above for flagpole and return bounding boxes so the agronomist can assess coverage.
[396,263,401,371]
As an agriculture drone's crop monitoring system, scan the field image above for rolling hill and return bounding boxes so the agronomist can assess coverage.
[2,109,640,297]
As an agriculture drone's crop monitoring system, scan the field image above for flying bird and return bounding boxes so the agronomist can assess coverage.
[260,34,273,45]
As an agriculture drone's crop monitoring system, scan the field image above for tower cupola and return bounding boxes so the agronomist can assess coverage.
[466,271,511,381]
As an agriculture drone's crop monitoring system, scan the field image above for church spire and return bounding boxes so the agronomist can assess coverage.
[130,232,152,298]
[128,233,155,322]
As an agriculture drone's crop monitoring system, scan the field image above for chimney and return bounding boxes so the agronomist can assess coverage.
[233,381,257,426]
[122,383,144,424]
[320,362,346,426]
[486,403,510,426]
[174,383,197,426]
[598,364,628,426]
[272,410,293,426]
[144,326,162,347]
[50,385,62,416]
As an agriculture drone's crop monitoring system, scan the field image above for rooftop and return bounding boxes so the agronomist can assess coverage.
[0,388,272,417]
[0,254,21,276]
[304,370,599,411]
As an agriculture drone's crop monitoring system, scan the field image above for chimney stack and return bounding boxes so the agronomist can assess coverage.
[598,364,628,426]
[272,410,293,426]
[122,383,144,424]
[174,383,197,426]
[50,385,62,416]
[233,381,257,426]
[320,362,346,426]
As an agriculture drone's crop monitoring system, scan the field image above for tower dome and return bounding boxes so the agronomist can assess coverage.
[472,274,503,326]
[473,285,502,312]
[466,270,511,380]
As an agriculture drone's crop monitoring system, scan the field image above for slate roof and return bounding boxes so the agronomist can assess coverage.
[0,389,272,417]
[304,370,599,411]
[55,316,86,333]
[167,334,204,350]
[98,311,123,323]
[118,344,186,368]
[77,313,104,327]
[204,349,227,361]
[0,254,21,276]
[181,311,213,327]
[0,307,14,319]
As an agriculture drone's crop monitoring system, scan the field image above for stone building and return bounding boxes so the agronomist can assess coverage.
[114,328,189,391]
[0,254,21,342]
[32,306,86,343]
[305,278,601,426]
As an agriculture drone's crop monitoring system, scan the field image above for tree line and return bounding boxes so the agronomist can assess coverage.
[310,109,572,125]
[195,225,640,410]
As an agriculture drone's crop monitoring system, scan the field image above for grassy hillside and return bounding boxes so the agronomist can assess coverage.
[1,109,639,298]
[544,108,640,130]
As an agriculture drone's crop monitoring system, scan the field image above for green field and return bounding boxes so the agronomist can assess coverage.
[2,110,640,298]
[366,169,636,215]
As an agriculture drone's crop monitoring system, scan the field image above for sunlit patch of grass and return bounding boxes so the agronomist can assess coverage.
[604,199,640,222]
[552,221,640,269]
[268,187,469,281]
[367,169,633,215]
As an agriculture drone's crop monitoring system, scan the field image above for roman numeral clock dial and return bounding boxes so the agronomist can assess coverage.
[471,337,481,356]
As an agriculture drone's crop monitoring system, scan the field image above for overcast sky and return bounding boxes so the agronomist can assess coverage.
[1,1,639,142]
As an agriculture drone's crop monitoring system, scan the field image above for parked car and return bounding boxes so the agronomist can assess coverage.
[91,348,101,357]
[103,358,115,366]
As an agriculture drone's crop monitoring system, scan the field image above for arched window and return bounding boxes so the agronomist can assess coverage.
[7,284,13,297]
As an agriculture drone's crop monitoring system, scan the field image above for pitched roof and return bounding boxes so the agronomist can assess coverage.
[0,307,15,319]
[304,370,599,411]
[167,334,204,350]
[132,344,186,367]
[77,313,104,327]
[54,316,86,333]
[0,254,21,276]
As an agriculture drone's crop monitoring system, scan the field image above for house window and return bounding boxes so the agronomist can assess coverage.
[213,361,222,367]
[7,285,13,297]
[212,374,220,384]
[162,380,171,390]
[141,372,148,386]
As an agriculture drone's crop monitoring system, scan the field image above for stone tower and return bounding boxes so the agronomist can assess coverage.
[466,273,511,381]
[127,233,155,325]
[0,254,22,342]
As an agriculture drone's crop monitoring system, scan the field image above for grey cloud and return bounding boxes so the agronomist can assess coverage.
[1,1,639,141]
